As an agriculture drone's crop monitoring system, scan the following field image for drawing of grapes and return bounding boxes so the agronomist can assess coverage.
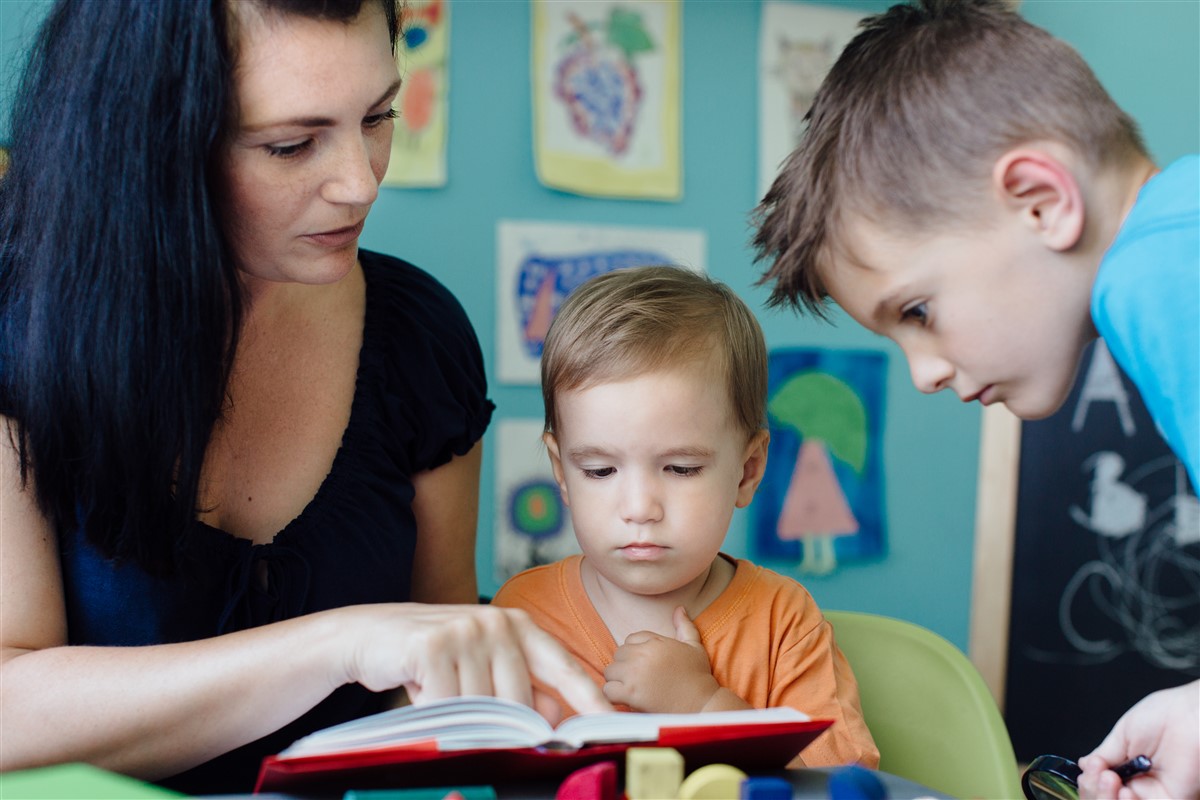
[555,8,655,156]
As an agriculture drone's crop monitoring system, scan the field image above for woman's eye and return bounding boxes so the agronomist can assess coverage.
[582,467,615,479]
[265,139,312,159]
[667,465,702,477]
[365,108,399,128]
[901,302,929,325]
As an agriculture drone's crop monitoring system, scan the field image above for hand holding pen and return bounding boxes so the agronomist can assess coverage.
[1077,680,1200,800]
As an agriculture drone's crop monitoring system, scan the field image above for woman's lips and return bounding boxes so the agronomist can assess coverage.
[304,220,364,248]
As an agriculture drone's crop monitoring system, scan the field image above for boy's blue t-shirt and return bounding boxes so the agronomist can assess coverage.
[1091,154,1199,490]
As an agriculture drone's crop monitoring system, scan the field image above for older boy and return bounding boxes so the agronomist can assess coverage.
[492,266,878,768]
[751,1,1197,798]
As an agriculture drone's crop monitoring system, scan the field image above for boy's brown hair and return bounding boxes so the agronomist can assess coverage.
[541,266,767,440]
[751,0,1149,316]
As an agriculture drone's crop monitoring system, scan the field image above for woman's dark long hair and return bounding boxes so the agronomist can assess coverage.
[0,0,399,575]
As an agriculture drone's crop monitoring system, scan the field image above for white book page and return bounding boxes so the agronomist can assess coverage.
[279,696,554,758]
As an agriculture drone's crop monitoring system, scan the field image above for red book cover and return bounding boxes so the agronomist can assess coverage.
[254,698,832,794]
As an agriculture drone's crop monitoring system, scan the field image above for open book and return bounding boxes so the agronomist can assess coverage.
[256,695,833,793]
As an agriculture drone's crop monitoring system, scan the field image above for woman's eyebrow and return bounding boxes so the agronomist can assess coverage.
[241,78,402,133]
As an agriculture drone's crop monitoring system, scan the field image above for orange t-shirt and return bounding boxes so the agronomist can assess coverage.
[492,553,879,768]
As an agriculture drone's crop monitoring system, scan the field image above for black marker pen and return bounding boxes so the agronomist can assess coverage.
[1112,755,1152,782]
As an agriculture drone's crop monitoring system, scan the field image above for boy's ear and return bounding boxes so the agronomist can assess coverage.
[542,431,570,507]
[993,148,1085,252]
[735,430,771,509]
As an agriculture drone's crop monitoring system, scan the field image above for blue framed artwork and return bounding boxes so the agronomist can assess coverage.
[753,348,888,574]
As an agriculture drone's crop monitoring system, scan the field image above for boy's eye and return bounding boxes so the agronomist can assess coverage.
[365,108,399,128]
[581,467,615,479]
[265,139,312,158]
[901,302,929,325]
[667,465,703,477]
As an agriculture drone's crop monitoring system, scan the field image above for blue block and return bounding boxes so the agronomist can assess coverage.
[827,765,888,800]
[740,775,793,799]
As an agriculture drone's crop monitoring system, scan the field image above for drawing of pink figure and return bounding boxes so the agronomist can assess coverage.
[554,9,654,156]
[777,439,860,574]
[769,371,868,575]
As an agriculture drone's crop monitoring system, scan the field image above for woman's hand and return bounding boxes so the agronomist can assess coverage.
[340,603,612,722]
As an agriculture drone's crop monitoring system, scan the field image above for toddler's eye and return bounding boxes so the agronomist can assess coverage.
[582,467,615,479]
[667,465,702,477]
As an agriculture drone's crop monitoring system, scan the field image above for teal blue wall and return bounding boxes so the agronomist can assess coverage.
[2,1,1196,651]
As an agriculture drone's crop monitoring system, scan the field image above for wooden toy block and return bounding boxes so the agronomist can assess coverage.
[555,759,618,800]
[625,746,684,800]
[826,765,888,800]
[678,763,748,799]
[342,787,497,800]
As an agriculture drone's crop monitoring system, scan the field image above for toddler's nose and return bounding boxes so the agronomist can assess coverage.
[620,479,664,524]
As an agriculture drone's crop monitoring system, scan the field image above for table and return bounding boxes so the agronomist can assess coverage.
[0,763,955,800]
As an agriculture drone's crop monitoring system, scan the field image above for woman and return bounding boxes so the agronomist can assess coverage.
[0,0,607,793]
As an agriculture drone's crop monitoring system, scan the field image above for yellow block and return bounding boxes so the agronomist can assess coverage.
[678,763,749,800]
[625,746,684,800]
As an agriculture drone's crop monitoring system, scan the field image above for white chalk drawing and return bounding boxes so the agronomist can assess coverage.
[1068,452,1146,538]
[1024,340,1200,674]
[1072,340,1136,437]
[1041,455,1199,673]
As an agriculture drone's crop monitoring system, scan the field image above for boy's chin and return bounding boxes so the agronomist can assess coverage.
[1006,401,1057,421]
[1003,384,1074,421]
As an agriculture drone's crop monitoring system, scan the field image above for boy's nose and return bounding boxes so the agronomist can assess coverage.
[620,479,664,524]
[907,350,954,395]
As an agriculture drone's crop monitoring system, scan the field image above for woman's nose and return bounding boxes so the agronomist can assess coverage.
[321,136,381,207]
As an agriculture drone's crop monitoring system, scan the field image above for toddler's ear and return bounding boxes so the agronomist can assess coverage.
[735,430,771,508]
[993,147,1085,252]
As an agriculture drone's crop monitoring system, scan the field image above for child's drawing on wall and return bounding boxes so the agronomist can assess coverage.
[384,0,449,187]
[494,419,580,584]
[753,349,887,575]
[758,1,863,198]
[532,0,680,199]
[495,220,705,384]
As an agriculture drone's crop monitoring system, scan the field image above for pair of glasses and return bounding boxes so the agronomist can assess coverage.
[1022,754,1152,800]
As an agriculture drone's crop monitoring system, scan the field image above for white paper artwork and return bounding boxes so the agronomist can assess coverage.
[496,219,706,384]
[493,418,581,585]
[758,1,865,200]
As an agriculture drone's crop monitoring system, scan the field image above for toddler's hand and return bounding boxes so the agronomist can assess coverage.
[602,607,739,713]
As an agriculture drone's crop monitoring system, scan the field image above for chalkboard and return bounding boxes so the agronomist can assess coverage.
[1001,340,1199,762]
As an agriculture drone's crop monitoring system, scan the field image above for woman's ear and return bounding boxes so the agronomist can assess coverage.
[993,147,1085,252]
[735,430,771,508]
[542,431,570,507]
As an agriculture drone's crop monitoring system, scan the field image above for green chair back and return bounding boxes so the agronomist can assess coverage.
[824,610,1023,800]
